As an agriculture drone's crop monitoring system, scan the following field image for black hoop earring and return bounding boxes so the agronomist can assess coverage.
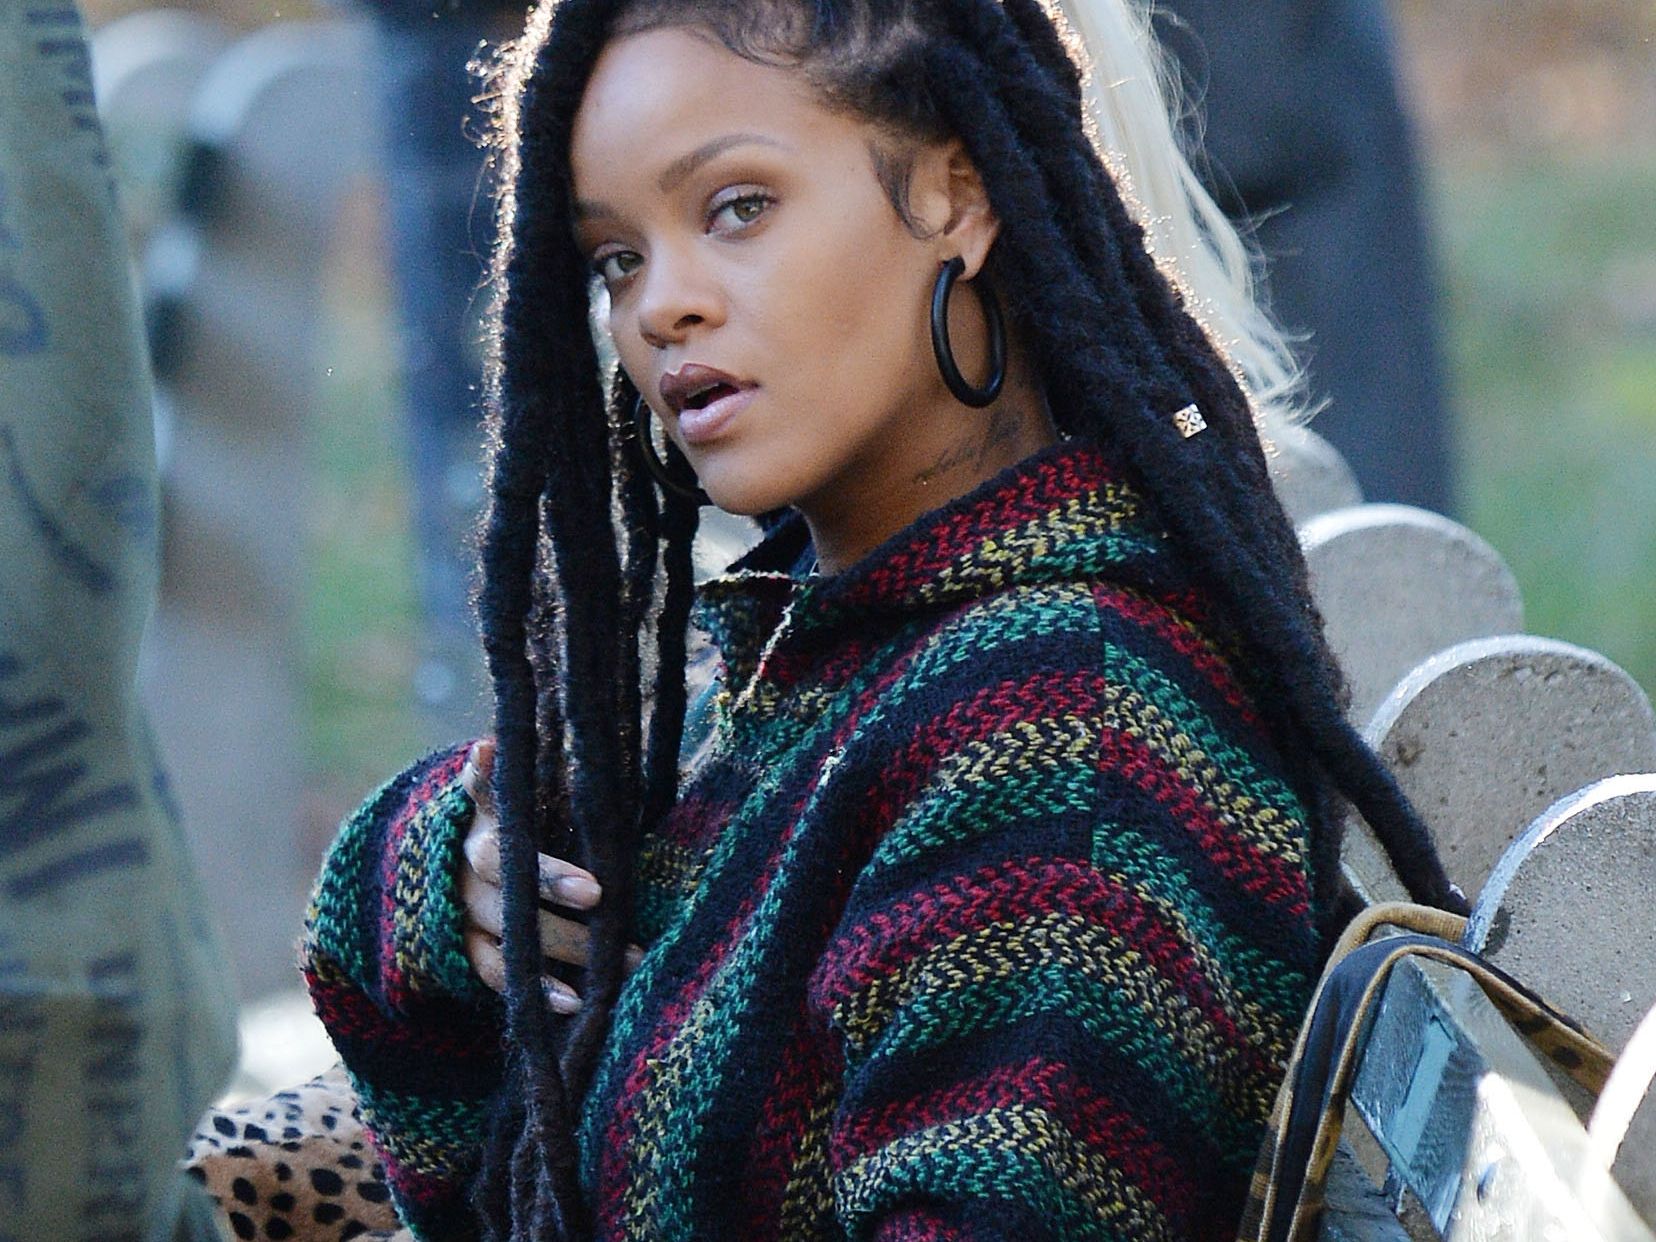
[930,255,1006,408]
[629,395,709,506]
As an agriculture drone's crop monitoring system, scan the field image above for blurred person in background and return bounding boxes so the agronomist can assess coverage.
[1066,0,1456,513]
[0,6,236,1240]
[354,0,520,732]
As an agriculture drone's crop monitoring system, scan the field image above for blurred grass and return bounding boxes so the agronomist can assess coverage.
[304,192,429,820]
[1434,149,1656,695]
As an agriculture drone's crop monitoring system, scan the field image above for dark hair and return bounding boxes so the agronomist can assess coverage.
[471,1,1461,1236]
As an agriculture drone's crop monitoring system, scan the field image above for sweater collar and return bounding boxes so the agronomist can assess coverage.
[693,439,1172,686]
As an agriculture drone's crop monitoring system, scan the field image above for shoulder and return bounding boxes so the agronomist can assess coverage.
[882,574,1252,735]
[849,575,1318,950]
[881,579,1107,706]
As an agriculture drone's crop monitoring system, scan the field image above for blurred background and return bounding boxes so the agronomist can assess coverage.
[77,0,1655,1014]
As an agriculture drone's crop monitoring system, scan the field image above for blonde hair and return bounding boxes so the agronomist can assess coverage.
[1057,0,1306,426]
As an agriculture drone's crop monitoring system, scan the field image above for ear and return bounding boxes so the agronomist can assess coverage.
[908,139,1000,278]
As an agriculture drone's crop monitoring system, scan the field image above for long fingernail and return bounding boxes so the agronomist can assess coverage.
[554,875,602,907]
[543,979,581,1014]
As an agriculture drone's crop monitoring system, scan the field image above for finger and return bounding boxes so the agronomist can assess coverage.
[543,977,581,1015]
[462,864,505,938]
[541,859,601,909]
[462,824,501,884]
[534,908,596,968]
[463,877,597,970]
[626,944,645,974]
[459,856,496,929]
[463,928,581,1014]
[464,927,506,995]
[460,738,497,813]
[462,827,600,910]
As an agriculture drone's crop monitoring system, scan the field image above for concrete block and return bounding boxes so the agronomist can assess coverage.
[1266,422,1362,524]
[1589,998,1656,1226]
[90,9,229,249]
[1342,636,1656,906]
[1465,774,1656,1055]
[1302,504,1523,725]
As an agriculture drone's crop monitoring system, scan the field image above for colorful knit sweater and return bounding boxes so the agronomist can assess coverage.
[302,440,1321,1242]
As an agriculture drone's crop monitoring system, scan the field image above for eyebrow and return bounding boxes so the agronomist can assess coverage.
[573,133,788,221]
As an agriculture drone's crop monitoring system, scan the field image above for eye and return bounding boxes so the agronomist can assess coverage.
[708,189,774,234]
[591,248,642,285]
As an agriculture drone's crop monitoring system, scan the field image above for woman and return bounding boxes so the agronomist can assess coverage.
[301,1,1462,1239]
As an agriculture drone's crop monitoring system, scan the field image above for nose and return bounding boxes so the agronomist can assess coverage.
[634,245,724,349]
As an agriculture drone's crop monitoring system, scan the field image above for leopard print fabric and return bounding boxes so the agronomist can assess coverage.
[184,1066,410,1242]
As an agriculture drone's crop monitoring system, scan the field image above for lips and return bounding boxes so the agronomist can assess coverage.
[657,363,756,447]
[675,386,755,446]
[659,363,751,416]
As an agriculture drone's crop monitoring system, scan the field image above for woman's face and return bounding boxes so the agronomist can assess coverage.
[570,26,1010,534]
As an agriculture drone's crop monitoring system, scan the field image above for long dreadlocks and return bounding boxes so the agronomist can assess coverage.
[471,1,1463,1236]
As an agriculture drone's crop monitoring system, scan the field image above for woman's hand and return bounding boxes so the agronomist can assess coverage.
[458,739,642,1013]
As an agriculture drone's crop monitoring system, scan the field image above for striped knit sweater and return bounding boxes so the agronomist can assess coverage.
[303,440,1321,1242]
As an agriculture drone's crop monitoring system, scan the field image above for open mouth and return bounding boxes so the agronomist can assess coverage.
[660,365,752,427]
[683,382,740,411]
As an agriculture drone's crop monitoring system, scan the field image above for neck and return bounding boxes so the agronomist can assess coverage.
[801,377,1057,575]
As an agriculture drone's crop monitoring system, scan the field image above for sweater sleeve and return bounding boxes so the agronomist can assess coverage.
[301,743,505,1242]
[813,678,1318,1242]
